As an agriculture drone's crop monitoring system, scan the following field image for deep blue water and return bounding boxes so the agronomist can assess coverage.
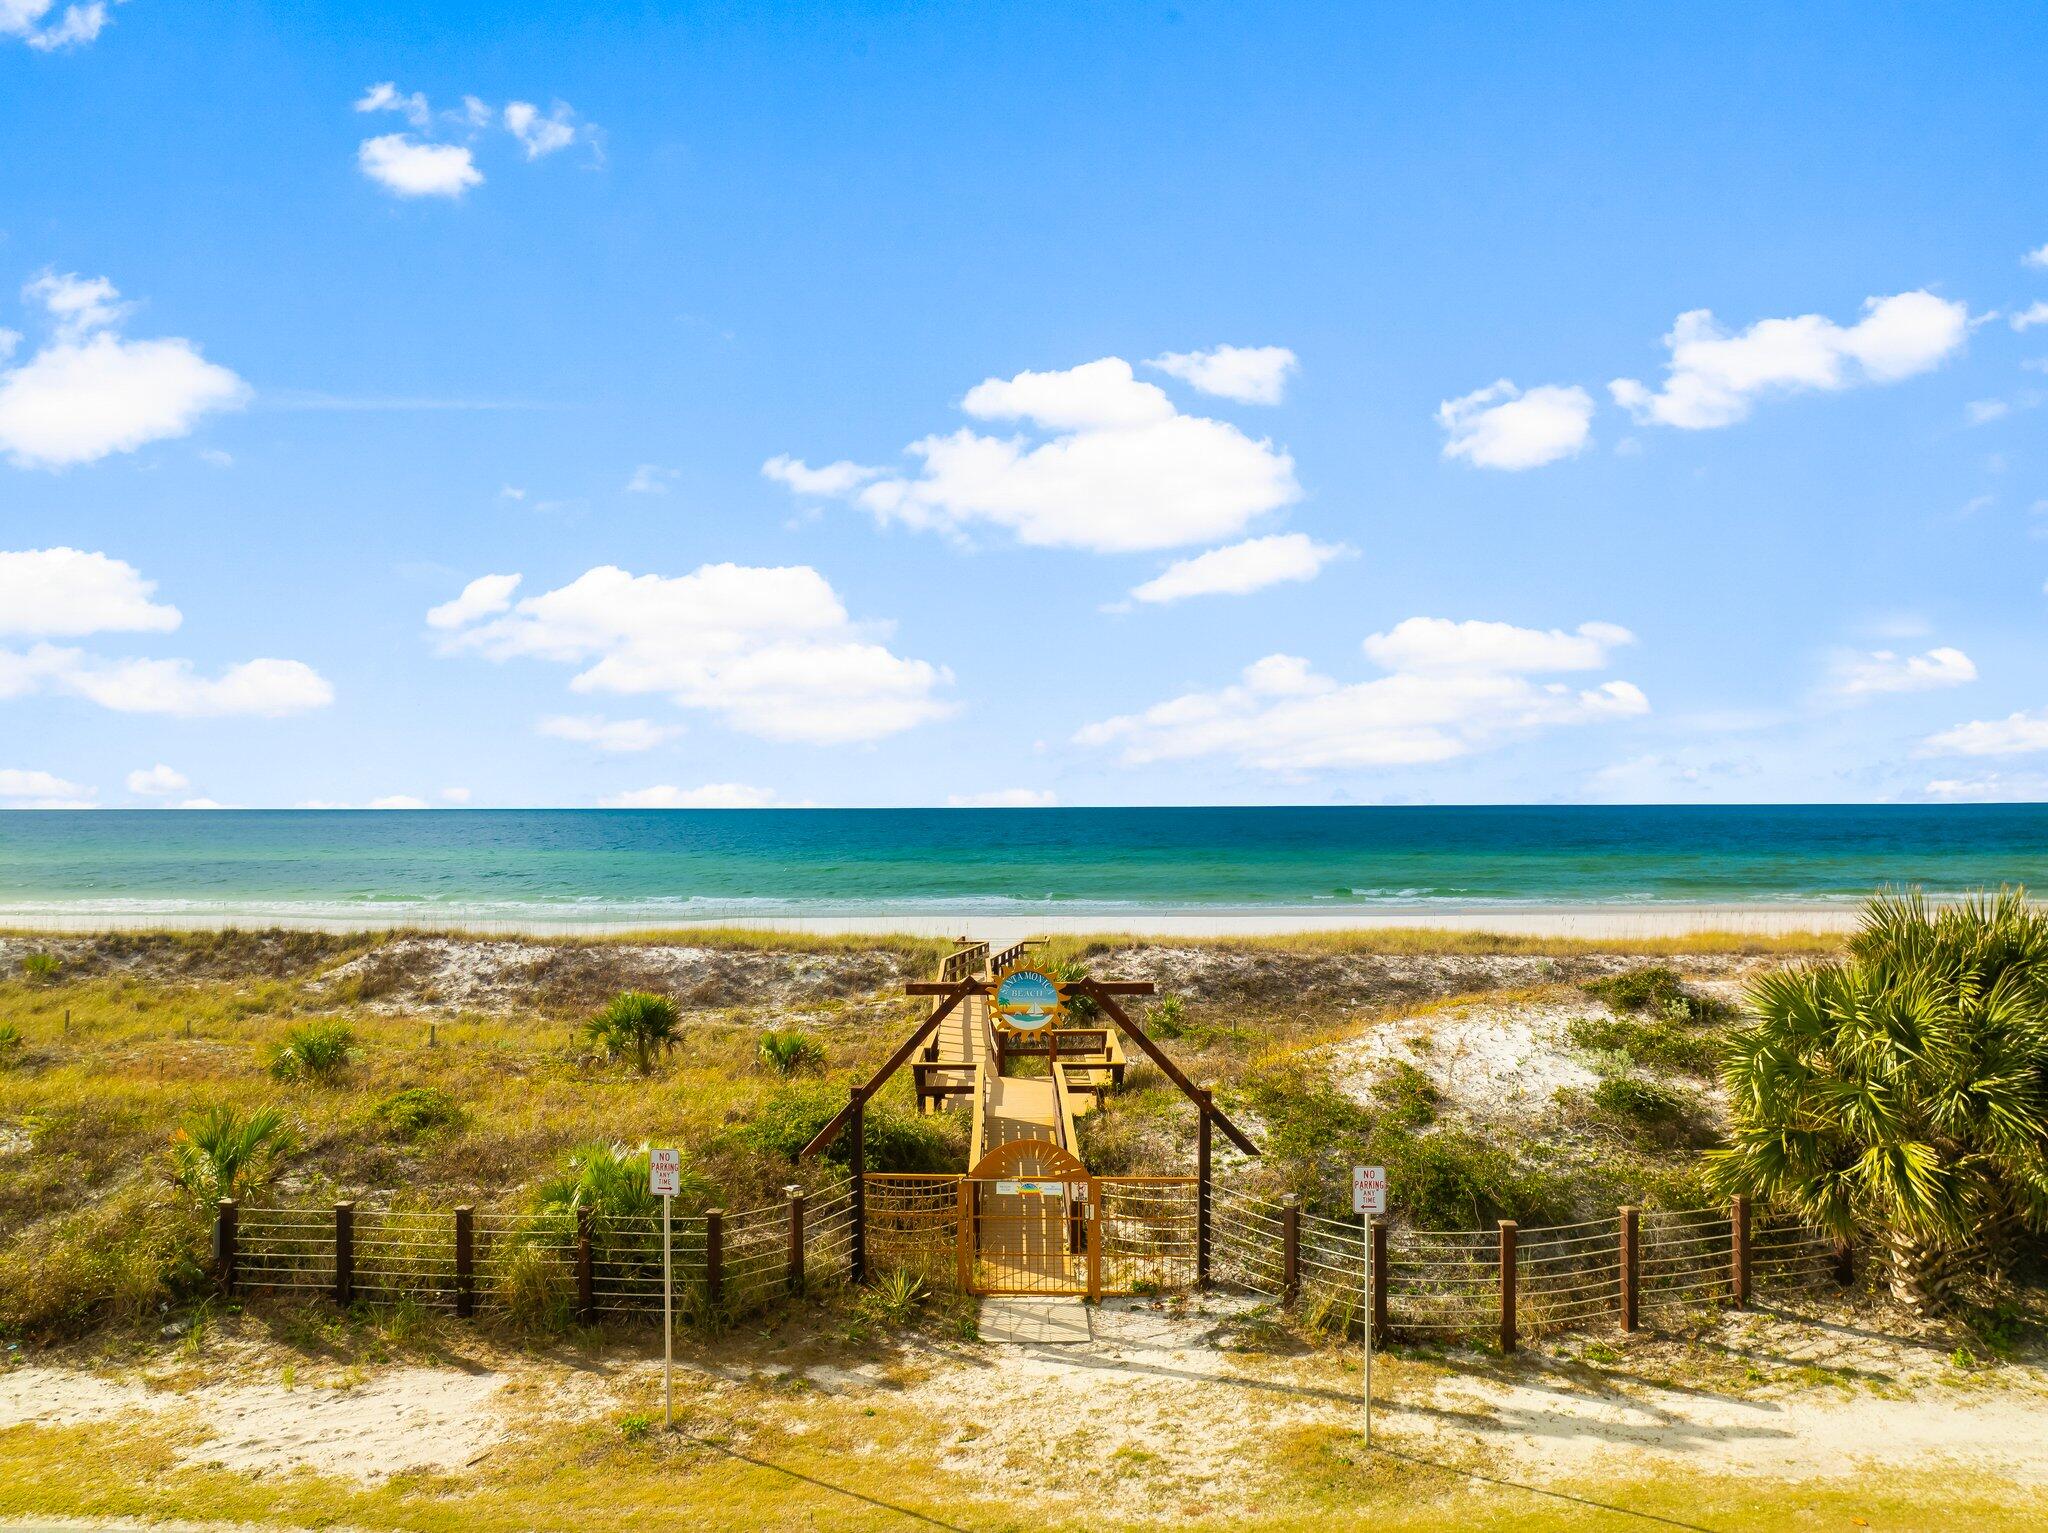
[0,806,2042,925]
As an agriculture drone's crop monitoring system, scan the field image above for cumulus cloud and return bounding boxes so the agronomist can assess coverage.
[434,562,953,744]
[773,356,1300,552]
[762,455,881,497]
[426,572,520,630]
[1145,345,1297,404]
[1,0,109,50]
[2025,243,2048,271]
[538,714,680,753]
[1924,709,2048,757]
[0,767,94,808]
[0,548,181,635]
[1828,646,1976,699]
[368,795,429,809]
[357,134,483,198]
[1924,771,2048,801]
[1610,290,1969,430]
[503,100,578,158]
[1075,616,1646,773]
[1129,533,1349,605]
[354,81,432,128]
[600,783,784,809]
[125,762,189,796]
[2009,301,2048,333]
[52,654,333,716]
[0,273,247,469]
[1436,381,1595,470]
[625,463,676,494]
[946,789,1057,808]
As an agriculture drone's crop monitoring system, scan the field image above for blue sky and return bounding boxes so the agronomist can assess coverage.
[3,2,2046,809]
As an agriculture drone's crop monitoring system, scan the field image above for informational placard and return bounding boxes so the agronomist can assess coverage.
[651,1147,683,1198]
[1352,1164,1388,1216]
[993,967,1065,1033]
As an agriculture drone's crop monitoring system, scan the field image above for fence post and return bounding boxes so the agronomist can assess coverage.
[1370,1218,1389,1349]
[575,1206,595,1324]
[1731,1195,1751,1309]
[956,1178,974,1293]
[214,1198,238,1297]
[785,1185,806,1295]
[1833,1236,1855,1288]
[849,1089,868,1285]
[454,1205,474,1318]
[1195,1088,1213,1289]
[1280,1194,1300,1305]
[1619,1206,1639,1333]
[334,1200,355,1307]
[1498,1220,1517,1354]
[705,1208,725,1311]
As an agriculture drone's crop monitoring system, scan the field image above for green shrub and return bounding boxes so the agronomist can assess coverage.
[268,1022,355,1082]
[1046,958,1100,1021]
[1581,966,1725,1022]
[757,1029,825,1077]
[855,1267,928,1328]
[1148,995,1187,1039]
[497,1241,574,1331]
[0,1179,209,1341]
[169,1104,296,1204]
[20,952,60,983]
[1590,1076,1688,1124]
[372,1086,465,1139]
[536,1141,713,1220]
[1566,1015,1719,1075]
[1374,1060,1440,1129]
[0,1022,21,1059]
[735,1083,957,1173]
[585,991,681,1075]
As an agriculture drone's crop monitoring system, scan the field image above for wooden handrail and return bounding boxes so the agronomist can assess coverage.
[968,1061,987,1166]
[1051,1061,1083,1157]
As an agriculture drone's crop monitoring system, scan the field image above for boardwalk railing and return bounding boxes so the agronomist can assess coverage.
[1212,1189,1841,1350]
[222,1179,855,1326]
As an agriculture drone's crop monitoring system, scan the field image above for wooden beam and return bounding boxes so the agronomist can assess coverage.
[799,986,969,1159]
[1074,983,1260,1156]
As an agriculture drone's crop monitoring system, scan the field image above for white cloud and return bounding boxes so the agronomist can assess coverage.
[1923,771,2048,801]
[503,100,578,159]
[947,789,1057,808]
[358,134,483,198]
[2010,301,2048,333]
[777,356,1300,553]
[436,562,952,744]
[354,81,432,129]
[600,783,783,809]
[1,0,108,50]
[426,572,520,630]
[1076,617,1647,773]
[1828,646,1976,699]
[0,273,248,469]
[1145,345,1298,404]
[762,455,881,497]
[0,548,181,635]
[51,654,333,716]
[176,797,226,810]
[1924,709,2048,757]
[368,795,429,810]
[1967,399,2012,425]
[1361,617,1634,674]
[1611,290,1969,430]
[2024,243,2048,271]
[1436,380,1595,470]
[1129,533,1349,605]
[538,714,680,753]
[625,463,676,494]
[0,767,93,807]
[125,762,189,796]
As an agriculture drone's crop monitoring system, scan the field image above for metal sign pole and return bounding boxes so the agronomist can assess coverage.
[662,1190,673,1429]
[1363,1207,1372,1448]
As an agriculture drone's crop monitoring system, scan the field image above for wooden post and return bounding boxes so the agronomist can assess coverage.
[1196,1088,1213,1289]
[786,1185,806,1295]
[1498,1220,1518,1354]
[849,1090,868,1285]
[1833,1236,1855,1288]
[334,1200,355,1307]
[955,1178,974,1293]
[1280,1194,1300,1305]
[1731,1195,1751,1309]
[575,1206,595,1324]
[1370,1218,1389,1348]
[454,1205,474,1318]
[1620,1206,1639,1333]
[705,1208,725,1311]
[214,1198,238,1296]
[1085,1186,1102,1303]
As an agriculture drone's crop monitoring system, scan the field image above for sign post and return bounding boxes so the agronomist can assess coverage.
[651,1148,683,1429]
[1352,1165,1387,1448]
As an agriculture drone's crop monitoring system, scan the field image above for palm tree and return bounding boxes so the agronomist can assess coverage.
[1706,890,2048,1306]
[170,1105,296,1204]
[585,991,682,1075]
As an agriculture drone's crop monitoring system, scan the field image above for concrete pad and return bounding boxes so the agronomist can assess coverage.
[979,1297,1093,1346]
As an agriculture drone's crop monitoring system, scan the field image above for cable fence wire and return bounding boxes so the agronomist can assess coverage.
[352,1207,458,1305]
[1099,1179,1198,1293]
[864,1175,963,1288]
[1211,1186,1288,1298]
[1516,1216,1621,1336]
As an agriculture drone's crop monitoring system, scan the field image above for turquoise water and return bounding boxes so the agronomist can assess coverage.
[0,806,2042,925]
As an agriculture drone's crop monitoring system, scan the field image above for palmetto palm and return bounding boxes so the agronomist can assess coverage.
[585,991,682,1075]
[1707,891,2048,1304]
[170,1104,296,1205]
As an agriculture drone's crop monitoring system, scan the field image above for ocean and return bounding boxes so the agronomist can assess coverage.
[0,805,2042,929]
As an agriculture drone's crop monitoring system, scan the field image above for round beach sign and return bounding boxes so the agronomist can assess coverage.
[993,967,1065,1033]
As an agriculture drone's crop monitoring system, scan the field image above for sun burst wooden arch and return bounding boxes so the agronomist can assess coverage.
[966,1138,1089,1181]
